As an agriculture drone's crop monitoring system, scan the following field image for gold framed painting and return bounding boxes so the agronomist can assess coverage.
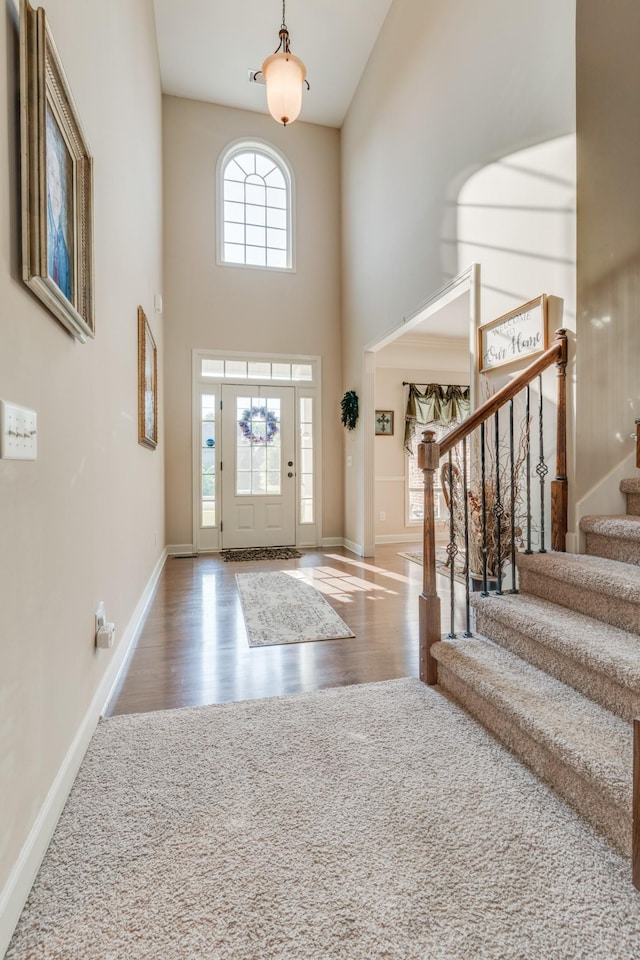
[20,0,95,342]
[138,307,158,449]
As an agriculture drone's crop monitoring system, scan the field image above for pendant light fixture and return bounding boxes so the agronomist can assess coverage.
[260,0,309,127]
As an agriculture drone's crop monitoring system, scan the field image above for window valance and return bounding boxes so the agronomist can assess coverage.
[404,383,470,454]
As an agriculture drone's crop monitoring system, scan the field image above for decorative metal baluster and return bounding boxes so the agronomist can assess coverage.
[462,436,472,636]
[480,421,489,596]
[525,385,532,554]
[446,450,457,638]
[494,411,503,596]
[509,399,518,593]
[537,374,548,553]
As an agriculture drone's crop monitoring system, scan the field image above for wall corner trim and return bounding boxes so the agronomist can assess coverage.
[0,548,168,956]
[343,537,364,557]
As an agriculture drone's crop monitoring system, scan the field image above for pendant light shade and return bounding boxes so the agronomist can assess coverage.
[262,49,306,126]
[260,3,309,127]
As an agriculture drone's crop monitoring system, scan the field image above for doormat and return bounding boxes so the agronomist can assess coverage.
[235,571,355,646]
[221,546,302,562]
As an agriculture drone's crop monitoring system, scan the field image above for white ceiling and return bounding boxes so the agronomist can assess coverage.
[152,0,395,129]
[409,296,470,341]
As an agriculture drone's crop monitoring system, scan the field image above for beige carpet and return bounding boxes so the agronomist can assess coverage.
[7,679,640,959]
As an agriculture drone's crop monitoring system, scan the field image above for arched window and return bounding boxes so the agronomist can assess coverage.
[218,141,293,270]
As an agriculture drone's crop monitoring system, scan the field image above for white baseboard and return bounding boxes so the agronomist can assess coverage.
[320,537,343,548]
[565,532,579,555]
[343,538,363,557]
[167,543,196,556]
[100,548,168,715]
[375,534,422,545]
[0,548,167,957]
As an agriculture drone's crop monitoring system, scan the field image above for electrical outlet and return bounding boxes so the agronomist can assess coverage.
[95,601,115,649]
[379,511,386,521]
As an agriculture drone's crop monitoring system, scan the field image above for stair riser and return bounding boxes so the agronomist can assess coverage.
[585,532,640,567]
[473,610,640,722]
[518,568,640,635]
[625,493,640,516]
[437,666,630,856]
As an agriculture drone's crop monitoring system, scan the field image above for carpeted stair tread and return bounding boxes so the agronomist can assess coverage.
[469,592,640,694]
[432,636,632,810]
[580,514,640,540]
[580,514,640,566]
[517,551,640,603]
[621,478,640,516]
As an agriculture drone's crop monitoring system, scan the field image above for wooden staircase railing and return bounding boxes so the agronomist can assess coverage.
[417,328,569,686]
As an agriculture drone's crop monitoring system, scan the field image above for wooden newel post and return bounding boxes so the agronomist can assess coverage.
[418,429,441,684]
[551,328,568,552]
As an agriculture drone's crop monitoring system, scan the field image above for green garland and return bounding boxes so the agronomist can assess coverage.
[341,390,359,431]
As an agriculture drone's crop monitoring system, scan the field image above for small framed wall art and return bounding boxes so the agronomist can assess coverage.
[20,0,95,342]
[138,307,158,449]
[375,410,394,436]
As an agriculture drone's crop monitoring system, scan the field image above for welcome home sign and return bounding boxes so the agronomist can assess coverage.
[478,295,548,373]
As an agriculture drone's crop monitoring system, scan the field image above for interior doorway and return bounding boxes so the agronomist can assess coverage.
[361,264,481,556]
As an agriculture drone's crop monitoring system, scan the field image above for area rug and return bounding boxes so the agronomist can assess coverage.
[7,679,640,960]
[235,571,355,646]
[398,548,467,584]
[221,546,302,562]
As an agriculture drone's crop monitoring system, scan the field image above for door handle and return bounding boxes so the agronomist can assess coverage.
[288,472,294,478]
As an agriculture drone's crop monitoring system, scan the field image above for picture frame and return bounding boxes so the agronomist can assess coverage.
[375,410,394,436]
[20,0,95,342]
[138,307,158,449]
[478,295,548,374]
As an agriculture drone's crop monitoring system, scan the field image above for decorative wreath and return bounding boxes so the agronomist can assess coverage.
[238,406,279,444]
[341,390,359,431]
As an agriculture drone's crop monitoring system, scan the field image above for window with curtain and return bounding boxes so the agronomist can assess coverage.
[404,384,470,524]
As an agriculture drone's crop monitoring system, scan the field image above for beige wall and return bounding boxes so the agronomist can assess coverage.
[374,341,469,541]
[0,0,163,936]
[576,0,640,500]
[162,97,343,547]
[341,0,576,548]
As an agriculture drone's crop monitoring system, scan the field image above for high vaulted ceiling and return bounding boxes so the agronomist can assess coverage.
[152,0,395,129]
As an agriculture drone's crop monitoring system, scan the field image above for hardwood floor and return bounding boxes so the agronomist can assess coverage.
[105,544,460,717]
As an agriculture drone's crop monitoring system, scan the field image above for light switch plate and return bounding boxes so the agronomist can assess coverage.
[0,400,37,460]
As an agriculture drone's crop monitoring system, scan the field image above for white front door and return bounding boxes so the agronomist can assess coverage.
[221,384,296,548]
